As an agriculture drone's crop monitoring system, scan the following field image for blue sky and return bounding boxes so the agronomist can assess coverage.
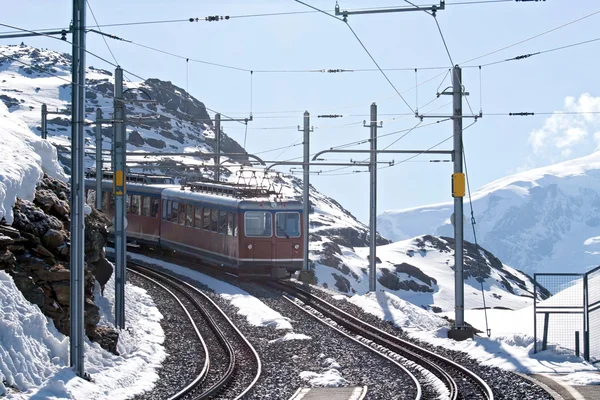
[2,0,599,223]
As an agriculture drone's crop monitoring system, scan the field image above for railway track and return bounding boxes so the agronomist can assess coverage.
[270,280,494,400]
[128,261,261,399]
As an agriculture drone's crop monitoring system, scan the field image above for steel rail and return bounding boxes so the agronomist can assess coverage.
[279,290,422,399]
[127,267,210,399]
[276,281,494,400]
[128,261,261,399]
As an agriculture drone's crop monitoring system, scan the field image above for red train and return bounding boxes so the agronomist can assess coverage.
[85,172,304,278]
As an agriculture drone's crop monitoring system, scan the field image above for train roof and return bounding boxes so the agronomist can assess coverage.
[161,187,302,210]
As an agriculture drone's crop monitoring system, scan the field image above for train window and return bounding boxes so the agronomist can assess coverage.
[227,212,234,236]
[142,196,151,217]
[162,200,167,220]
[179,203,186,225]
[210,209,219,232]
[244,211,272,237]
[219,211,228,235]
[275,212,301,238]
[126,195,132,214]
[203,207,211,230]
[234,214,238,237]
[102,192,110,211]
[131,195,142,215]
[109,192,115,210]
[171,201,178,223]
[186,204,193,227]
[194,206,202,229]
[152,198,160,218]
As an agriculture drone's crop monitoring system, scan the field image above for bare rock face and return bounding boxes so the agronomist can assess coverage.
[0,174,118,354]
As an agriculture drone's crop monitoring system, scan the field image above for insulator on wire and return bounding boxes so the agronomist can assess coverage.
[204,15,230,22]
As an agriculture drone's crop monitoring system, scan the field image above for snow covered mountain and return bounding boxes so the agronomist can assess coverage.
[378,152,600,275]
[0,44,543,313]
[0,44,244,176]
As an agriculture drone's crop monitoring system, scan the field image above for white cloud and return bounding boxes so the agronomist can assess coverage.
[528,93,600,158]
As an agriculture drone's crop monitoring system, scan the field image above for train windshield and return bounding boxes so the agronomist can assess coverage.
[244,211,273,237]
[275,212,300,238]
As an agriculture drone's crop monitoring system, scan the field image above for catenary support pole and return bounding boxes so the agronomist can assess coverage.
[368,103,378,292]
[41,104,48,139]
[95,108,103,210]
[215,113,221,182]
[303,111,310,273]
[69,0,86,378]
[113,67,127,329]
[452,65,465,330]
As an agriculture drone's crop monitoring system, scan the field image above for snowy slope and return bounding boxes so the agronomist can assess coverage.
[0,100,65,224]
[0,268,165,399]
[378,152,600,275]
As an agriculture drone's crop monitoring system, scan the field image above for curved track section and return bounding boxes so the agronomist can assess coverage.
[272,281,494,400]
[128,268,210,399]
[282,291,423,399]
[129,262,261,399]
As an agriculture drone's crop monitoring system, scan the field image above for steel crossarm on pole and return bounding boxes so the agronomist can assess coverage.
[264,161,369,172]
[311,148,453,161]
[335,1,445,17]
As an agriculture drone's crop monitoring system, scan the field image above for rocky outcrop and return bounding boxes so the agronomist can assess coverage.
[0,174,118,354]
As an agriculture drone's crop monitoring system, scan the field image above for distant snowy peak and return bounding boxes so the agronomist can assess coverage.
[378,151,600,274]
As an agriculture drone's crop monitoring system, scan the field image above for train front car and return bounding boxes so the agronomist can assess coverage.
[239,198,303,278]
[160,181,304,278]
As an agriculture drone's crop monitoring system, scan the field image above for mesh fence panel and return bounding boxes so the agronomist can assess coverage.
[588,267,600,362]
[534,274,584,356]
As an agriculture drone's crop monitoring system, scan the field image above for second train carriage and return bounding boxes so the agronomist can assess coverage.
[84,173,304,277]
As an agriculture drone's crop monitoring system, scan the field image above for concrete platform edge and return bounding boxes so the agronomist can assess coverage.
[513,372,565,400]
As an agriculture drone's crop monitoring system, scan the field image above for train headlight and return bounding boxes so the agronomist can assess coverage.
[294,244,300,250]
[248,244,253,250]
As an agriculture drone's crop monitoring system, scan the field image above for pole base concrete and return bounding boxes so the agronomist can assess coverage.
[448,326,474,341]
[298,270,316,285]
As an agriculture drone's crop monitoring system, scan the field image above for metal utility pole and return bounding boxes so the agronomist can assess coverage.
[95,108,103,210]
[69,0,86,378]
[41,104,48,139]
[452,66,465,331]
[113,67,127,330]
[301,112,313,277]
[215,113,221,182]
[41,105,70,140]
[366,103,381,292]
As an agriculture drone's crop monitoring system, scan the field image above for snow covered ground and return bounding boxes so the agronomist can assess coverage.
[124,252,600,389]
[0,267,166,399]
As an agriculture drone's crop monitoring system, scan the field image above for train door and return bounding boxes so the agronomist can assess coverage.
[274,211,301,261]
[244,210,272,261]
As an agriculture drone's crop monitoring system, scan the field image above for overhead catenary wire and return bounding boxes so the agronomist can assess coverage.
[0,0,515,34]
[294,0,415,114]
[460,8,600,65]
[469,36,600,68]
[86,1,119,68]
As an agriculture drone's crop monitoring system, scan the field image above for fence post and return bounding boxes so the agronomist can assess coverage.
[534,274,538,353]
[584,273,590,361]
[542,312,550,351]
[575,331,580,357]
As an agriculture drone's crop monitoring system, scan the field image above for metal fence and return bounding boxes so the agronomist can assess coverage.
[534,266,600,362]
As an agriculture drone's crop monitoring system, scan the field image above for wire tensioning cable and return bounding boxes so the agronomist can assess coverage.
[461,133,491,338]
